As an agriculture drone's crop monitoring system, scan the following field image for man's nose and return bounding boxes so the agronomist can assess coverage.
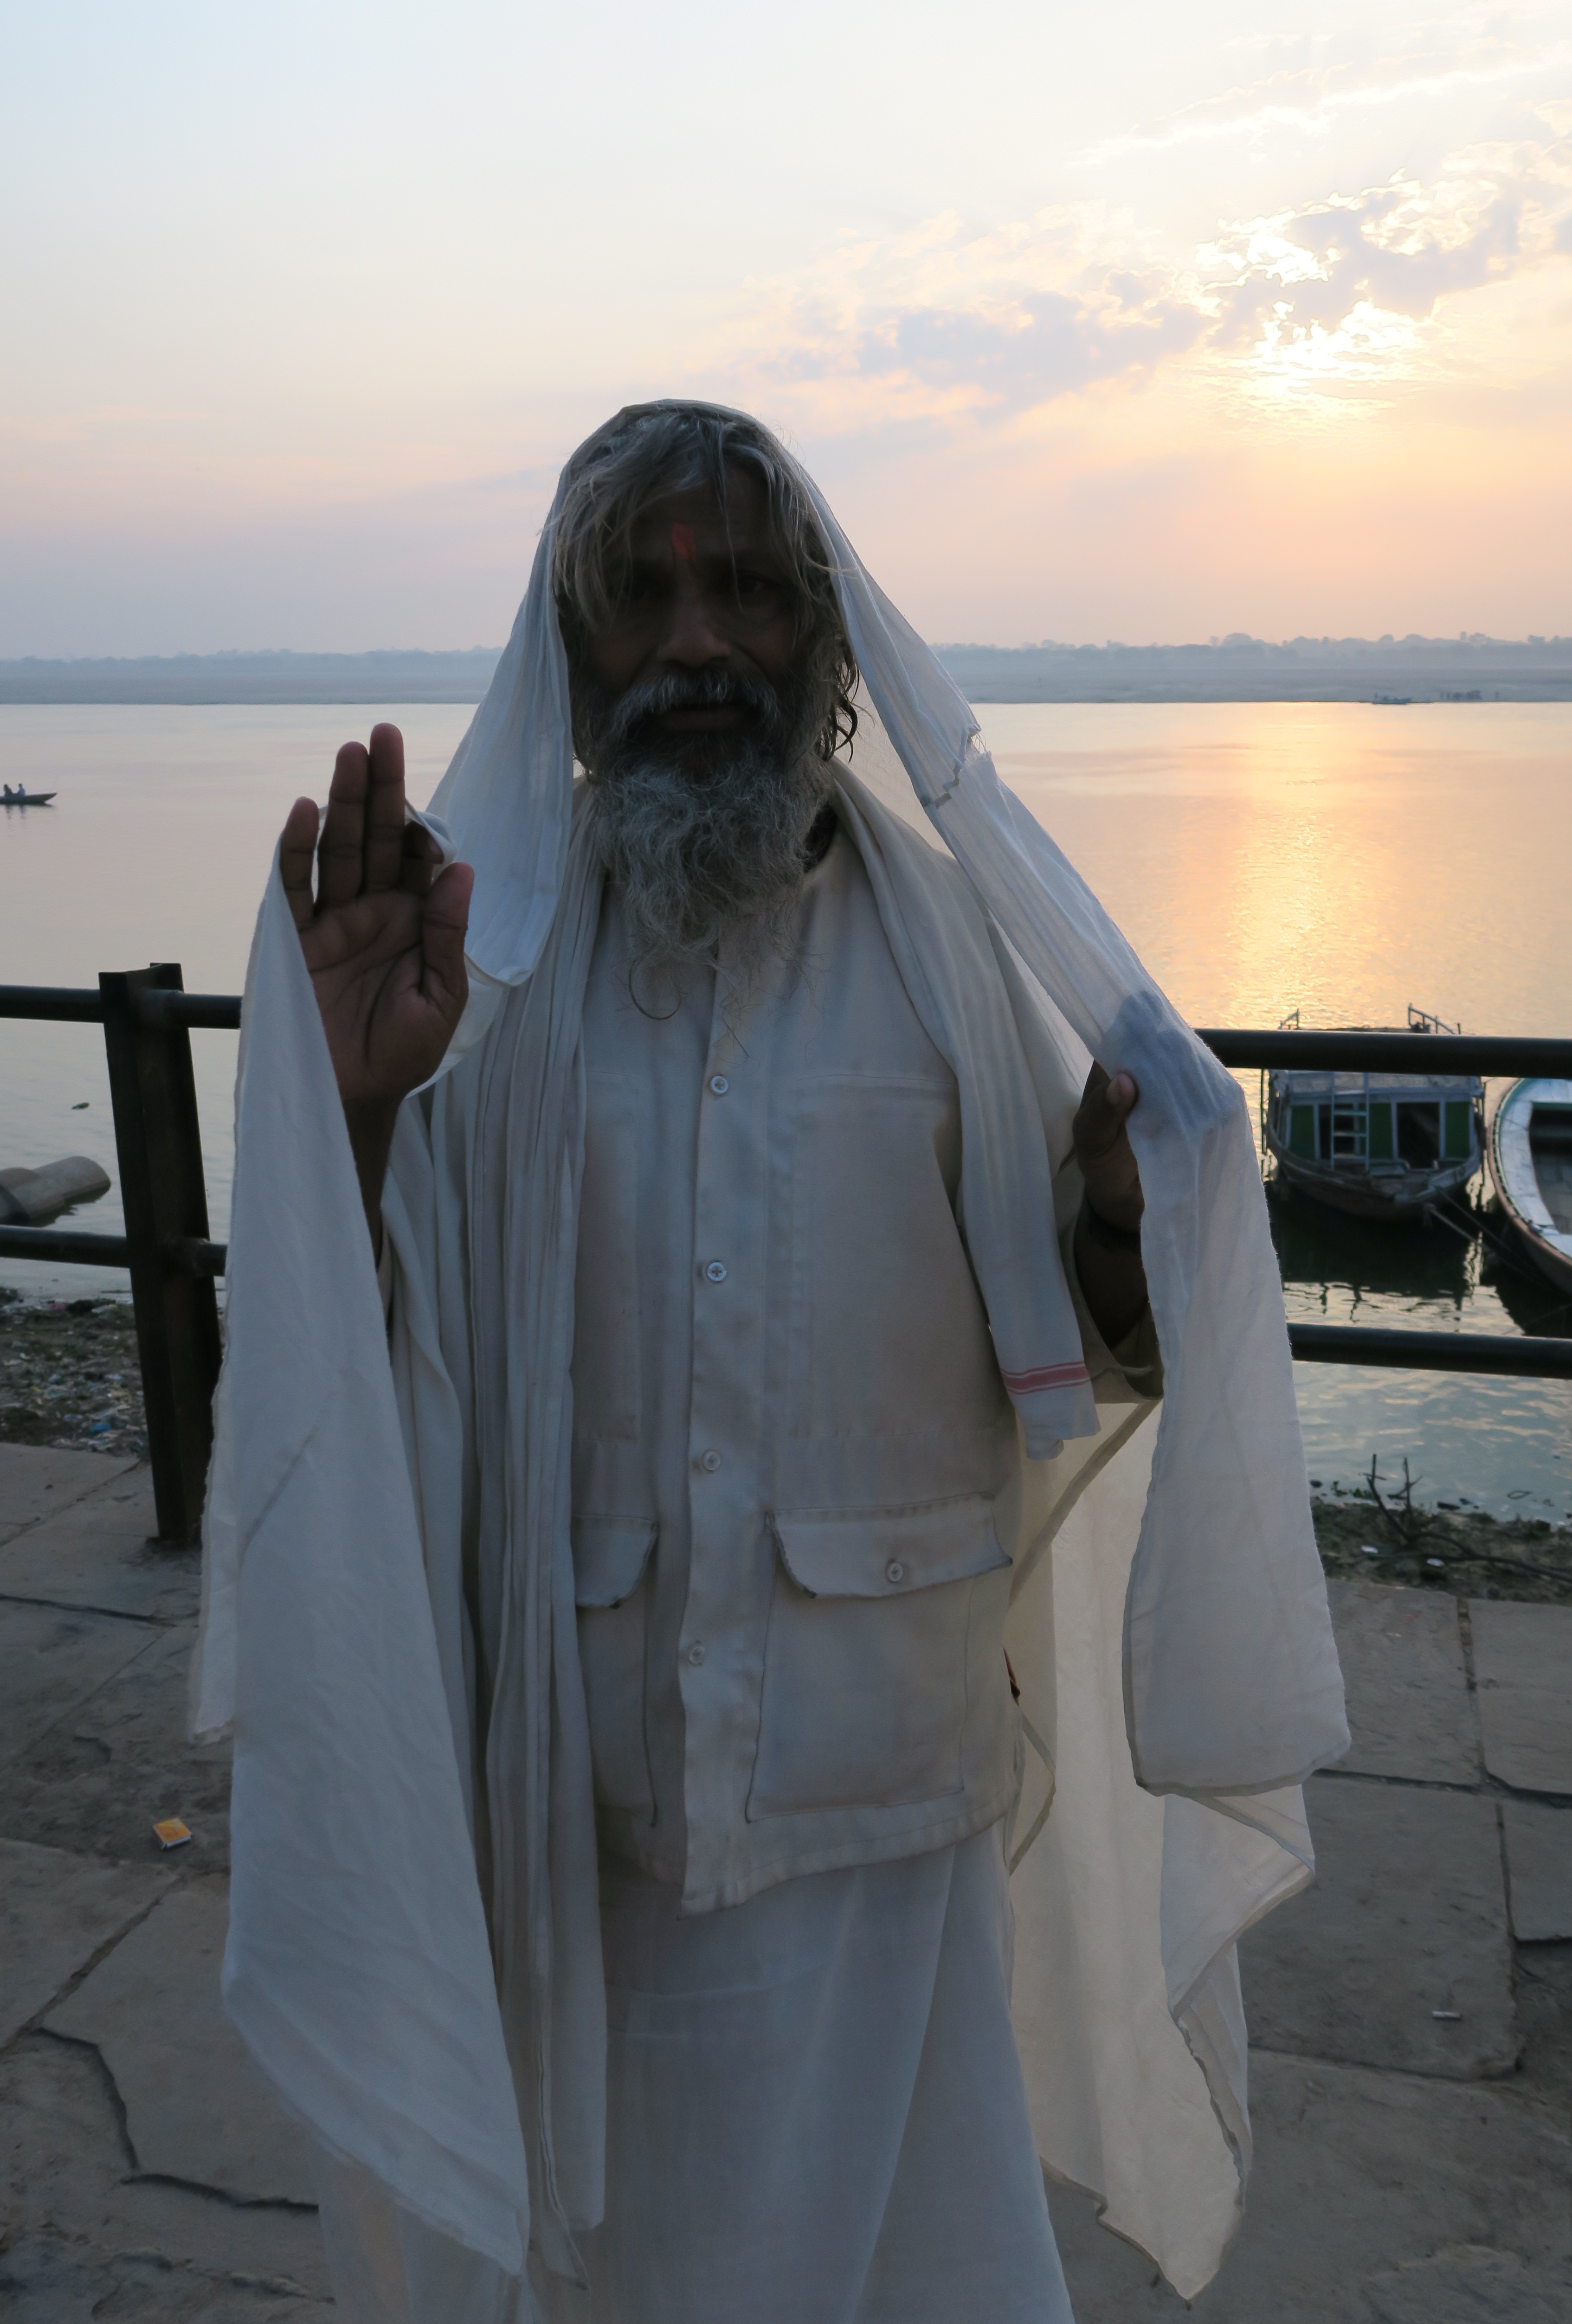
[657,578,733,669]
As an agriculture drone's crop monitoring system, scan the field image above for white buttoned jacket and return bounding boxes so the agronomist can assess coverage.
[568,822,1156,1912]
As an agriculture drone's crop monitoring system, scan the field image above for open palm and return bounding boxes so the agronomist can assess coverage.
[280,724,473,1109]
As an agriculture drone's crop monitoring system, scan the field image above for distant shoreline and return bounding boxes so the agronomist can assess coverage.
[2,639,1570,706]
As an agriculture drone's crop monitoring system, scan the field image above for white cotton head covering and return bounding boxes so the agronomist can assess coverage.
[425,399,1347,1803]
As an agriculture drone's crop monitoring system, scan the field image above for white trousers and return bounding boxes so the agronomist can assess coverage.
[548,1819,1073,2324]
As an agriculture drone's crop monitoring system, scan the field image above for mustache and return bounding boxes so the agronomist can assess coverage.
[599,667,787,751]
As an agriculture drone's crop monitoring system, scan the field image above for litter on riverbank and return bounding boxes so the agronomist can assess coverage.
[0,1290,145,1461]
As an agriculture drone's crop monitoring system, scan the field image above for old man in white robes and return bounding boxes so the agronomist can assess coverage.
[197,402,1347,2324]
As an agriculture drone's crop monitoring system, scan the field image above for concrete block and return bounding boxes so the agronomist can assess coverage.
[1327,1577,1477,1782]
[1503,1798,1572,1941]
[1239,1776,1516,2078]
[0,2034,329,2294]
[0,1156,112,1225]
[1047,2051,1572,2321]
[0,1598,155,1778]
[0,1618,232,1869]
[1471,1599,1572,1796]
[45,1878,317,2206]
[0,1463,199,1623]
[0,1835,170,2045]
[0,1442,137,1547]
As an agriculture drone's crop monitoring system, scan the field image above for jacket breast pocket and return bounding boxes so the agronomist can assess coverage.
[573,1516,657,1819]
[747,1498,1011,1820]
[783,1074,1006,1446]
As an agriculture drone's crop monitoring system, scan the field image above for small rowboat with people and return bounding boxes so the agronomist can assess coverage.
[1488,1079,1572,1296]
[1262,1006,1483,1223]
[0,785,57,807]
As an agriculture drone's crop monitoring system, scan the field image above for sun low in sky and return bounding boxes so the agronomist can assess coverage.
[3,0,1569,656]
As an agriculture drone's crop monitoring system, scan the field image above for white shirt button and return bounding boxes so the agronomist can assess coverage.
[704,1260,728,1283]
[700,1449,722,1473]
[709,1074,729,1095]
[686,1641,707,1667]
[885,1559,906,1585]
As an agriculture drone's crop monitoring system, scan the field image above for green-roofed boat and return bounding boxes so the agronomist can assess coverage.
[1263,1007,1482,1222]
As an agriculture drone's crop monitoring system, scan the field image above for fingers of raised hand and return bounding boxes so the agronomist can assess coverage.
[398,819,435,900]
[419,861,474,1024]
[360,724,410,896]
[280,797,322,931]
[317,743,372,909]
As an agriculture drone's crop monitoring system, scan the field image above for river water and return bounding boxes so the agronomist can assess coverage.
[2,699,1568,1521]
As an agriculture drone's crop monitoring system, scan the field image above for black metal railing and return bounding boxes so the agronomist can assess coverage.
[3,986,1571,1542]
[1,971,235,1541]
[1196,1029,1572,1077]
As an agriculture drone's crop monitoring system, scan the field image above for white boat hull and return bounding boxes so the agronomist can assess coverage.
[1488,1079,1572,1296]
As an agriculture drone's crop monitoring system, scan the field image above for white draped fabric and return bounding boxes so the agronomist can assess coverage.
[193,402,1347,2315]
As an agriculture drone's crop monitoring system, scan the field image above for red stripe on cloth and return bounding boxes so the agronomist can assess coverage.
[1000,1360,1091,1393]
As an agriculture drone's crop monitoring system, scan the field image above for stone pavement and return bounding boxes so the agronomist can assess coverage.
[0,1450,1568,2319]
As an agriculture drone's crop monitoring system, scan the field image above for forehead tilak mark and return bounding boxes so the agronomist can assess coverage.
[670,521,698,565]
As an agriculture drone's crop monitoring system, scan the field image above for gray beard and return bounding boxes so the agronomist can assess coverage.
[575,668,836,1002]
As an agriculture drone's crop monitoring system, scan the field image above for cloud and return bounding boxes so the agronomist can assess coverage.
[1197,134,1572,389]
[717,124,1572,433]
[715,209,1207,433]
[853,288,1206,409]
[1088,10,1569,155]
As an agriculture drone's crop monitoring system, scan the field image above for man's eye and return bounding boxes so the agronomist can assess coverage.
[734,571,780,604]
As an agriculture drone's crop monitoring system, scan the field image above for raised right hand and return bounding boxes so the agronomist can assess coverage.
[280,723,474,1113]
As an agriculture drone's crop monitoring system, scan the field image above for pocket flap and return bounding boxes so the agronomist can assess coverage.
[773,1499,1008,1599]
[572,1517,657,1609]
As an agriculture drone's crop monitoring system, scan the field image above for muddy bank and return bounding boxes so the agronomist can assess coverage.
[1314,1495,1572,1605]
[0,1290,146,1460]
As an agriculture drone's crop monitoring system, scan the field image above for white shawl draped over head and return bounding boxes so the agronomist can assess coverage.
[193,401,1347,2311]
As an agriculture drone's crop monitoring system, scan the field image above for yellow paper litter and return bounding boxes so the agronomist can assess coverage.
[153,1817,192,1850]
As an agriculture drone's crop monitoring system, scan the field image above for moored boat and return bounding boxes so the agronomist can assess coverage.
[1488,1079,1572,1295]
[1263,1007,1483,1222]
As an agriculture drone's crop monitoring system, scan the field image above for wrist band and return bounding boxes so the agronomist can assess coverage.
[1079,1196,1144,1255]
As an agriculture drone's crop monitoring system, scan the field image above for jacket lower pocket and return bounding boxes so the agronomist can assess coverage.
[747,1499,1010,1820]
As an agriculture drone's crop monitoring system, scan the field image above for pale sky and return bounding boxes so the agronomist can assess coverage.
[3,0,1569,654]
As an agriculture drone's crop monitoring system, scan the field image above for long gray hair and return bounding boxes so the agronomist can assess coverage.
[549,401,859,765]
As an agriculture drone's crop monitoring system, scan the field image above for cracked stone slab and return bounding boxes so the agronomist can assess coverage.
[0,2035,329,2293]
[1503,1798,1572,1941]
[1470,1599,1572,1796]
[1366,2244,1567,2322]
[0,1596,155,1779]
[0,1463,199,1624]
[0,2232,335,2322]
[45,1878,316,2206]
[1046,2050,1572,2321]
[0,1835,171,2046]
[1239,1776,1516,2078]
[0,1442,138,1547]
[1327,1577,1477,1782]
[0,1616,231,1870]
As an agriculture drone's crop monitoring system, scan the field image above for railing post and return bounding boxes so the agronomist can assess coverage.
[100,964,222,1544]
